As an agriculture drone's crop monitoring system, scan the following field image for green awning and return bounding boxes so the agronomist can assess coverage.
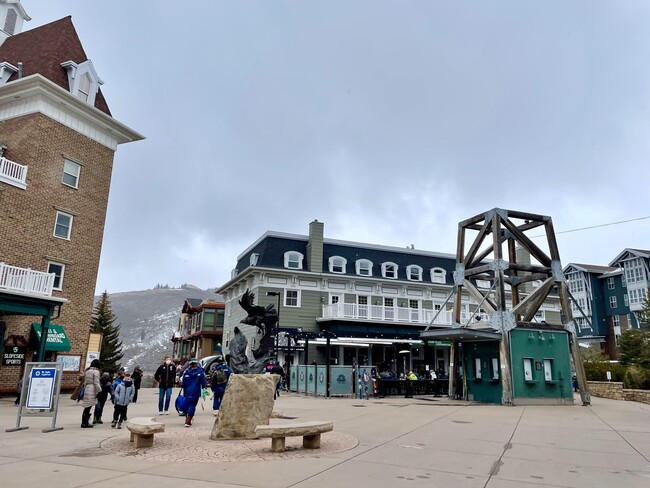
[31,323,71,352]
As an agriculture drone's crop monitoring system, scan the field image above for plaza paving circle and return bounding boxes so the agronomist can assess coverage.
[100,423,359,462]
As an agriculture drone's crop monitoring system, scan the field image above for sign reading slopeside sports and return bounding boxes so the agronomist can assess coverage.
[3,346,26,366]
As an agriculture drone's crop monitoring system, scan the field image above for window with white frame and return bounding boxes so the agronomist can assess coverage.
[328,256,347,274]
[607,277,615,290]
[249,253,259,266]
[382,262,398,279]
[54,211,73,240]
[356,259,373,276]
[77,72,92,102]
[285,289,300,307]
[612,315,620,328]
[284,251,303,269]
[624,258,646,284]
[476,279,491,288]
[567,272,584,293]
[406,265,423,281]
[62,159,81,188]
[609,296,617,308]
[629,288,648,305]
[430,268,446,283]
[624,293,629,307]
[47,262,65,290]
[534,310,545,321]
[4,8,17,35]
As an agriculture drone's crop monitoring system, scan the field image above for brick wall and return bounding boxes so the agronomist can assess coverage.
[587,381,650,405]
[0,113,115,392]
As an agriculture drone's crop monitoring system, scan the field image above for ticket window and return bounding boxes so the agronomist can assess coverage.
[523,358,533,381]
[543,359,553,381]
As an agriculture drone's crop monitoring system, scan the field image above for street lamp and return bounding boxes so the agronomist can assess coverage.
[266,291,281,360]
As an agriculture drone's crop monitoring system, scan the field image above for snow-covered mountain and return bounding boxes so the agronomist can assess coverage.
[93,286,221,375]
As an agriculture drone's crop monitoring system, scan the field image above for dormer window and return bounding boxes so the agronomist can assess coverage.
[3,8,17,35]
[284,251,303,269]
[382,262,398,279]
[250,253,259,266]
[430,267,446,284]
[407,265,423,281]
[356,259,373,276]
[60,60,104,106]
[329,256,347,274]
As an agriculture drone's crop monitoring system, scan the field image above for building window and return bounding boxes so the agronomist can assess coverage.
[328,256,347,273]
[430,268,446,284]
[534,310,545,321]
[285,289,300,307]
[476,279,491,288]
[624,293,628,307]
[612,315,620,328]
[250,253,259,266]
[406,265,423,281]
[609,296,617,308]
[47,262,65,290]
[54,211,73,240]
[76,72,92,102]
[624,258,646,284]
[607,277,615,290]
[62,159,81,188]
[382,262,398,279]
[567,272,585,294]
[355,259,373,276]
[284,251,303,269]
[216,309,225,327]
[4,8,17,35]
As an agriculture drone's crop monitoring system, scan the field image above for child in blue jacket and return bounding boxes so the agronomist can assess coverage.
[111,373,135,429]
[181,359,206,427]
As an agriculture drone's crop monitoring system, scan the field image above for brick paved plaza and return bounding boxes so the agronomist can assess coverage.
[0,389,649,487]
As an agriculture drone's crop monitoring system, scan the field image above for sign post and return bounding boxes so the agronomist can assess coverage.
[6,362,64,433]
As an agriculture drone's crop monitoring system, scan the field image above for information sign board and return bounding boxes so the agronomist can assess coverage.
[26,367,56,410]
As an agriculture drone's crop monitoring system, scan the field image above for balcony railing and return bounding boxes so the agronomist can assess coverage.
[0,262,54,297]
[0,156,28,190]
[321,303,489,326]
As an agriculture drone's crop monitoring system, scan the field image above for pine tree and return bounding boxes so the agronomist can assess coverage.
[636,289,650,327]
[91,291,123,373]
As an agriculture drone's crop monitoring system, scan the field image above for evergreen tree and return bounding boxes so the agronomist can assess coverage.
[91,291,123,373]
[636,289,650,327]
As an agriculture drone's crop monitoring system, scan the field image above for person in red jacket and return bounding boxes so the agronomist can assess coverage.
[154,356,176,415]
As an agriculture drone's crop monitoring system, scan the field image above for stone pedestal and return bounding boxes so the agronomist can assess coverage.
[210,374,278,440]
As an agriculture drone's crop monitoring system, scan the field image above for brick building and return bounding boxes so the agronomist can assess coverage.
[0,2,142,393]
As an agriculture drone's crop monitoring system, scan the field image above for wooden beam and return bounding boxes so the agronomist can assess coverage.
[464,264,493,277]
[464,219,491,266]
[511,278,554,321]
[463,279,497,313]
[500,218,552,267]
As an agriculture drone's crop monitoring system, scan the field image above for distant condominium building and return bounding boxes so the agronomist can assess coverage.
[0,2,142,392]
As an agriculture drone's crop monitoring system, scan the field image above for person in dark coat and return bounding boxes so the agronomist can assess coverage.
[181,358,206,427]
[131,365,143,403]
[154,356,176,415]
[209,356,231,414]
[271,361,284,399]
[93,372,113,424]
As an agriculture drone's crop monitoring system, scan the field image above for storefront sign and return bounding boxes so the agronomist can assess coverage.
[427,340,452,346]
[3,346,26,366]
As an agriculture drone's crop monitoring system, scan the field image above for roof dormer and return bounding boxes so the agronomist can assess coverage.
[0,0,30,46]
[60,59,104,106]
[0,60,17,84]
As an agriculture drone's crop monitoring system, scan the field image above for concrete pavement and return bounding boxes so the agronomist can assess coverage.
[1,388,649,487]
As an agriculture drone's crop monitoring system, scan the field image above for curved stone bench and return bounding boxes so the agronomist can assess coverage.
[255,420,333,453]
[126,417,165,448]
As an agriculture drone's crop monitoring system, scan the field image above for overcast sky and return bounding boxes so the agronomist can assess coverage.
[25,1,650,294]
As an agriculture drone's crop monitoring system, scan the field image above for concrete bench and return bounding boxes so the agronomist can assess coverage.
[255,420,333,453]
[126,417,165,448]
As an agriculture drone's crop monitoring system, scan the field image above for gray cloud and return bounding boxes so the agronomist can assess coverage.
[26,1,650,292]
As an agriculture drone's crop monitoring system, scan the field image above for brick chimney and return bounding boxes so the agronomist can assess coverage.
[306,220,324,273]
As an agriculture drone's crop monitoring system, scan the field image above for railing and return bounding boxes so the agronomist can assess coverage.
[0,156,28,190]
[321,303,489,326]
[0,262,55,297]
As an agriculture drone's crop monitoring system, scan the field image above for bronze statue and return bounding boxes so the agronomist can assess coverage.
[230,289,279,374]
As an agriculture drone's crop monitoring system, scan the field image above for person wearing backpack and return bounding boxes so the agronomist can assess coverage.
[210,356,231,415]
[111,373,135,429]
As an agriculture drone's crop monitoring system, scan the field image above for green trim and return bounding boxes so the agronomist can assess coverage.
[31,323,71,352]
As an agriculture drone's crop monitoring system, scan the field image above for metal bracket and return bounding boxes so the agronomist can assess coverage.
[551,261,565,282]
[489,259,509,272]
[564,320,576,334]
[490,311,516,331]
[453,263,465,286]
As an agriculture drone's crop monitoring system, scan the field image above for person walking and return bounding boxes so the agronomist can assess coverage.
[271,361,284,399]
[154,356,176,415]
[111,373,135,429]
[93,372,113,424]
[132,365,143,403]
[181,358,206,427]
[210,356,231,415]
[81,359,102,428]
